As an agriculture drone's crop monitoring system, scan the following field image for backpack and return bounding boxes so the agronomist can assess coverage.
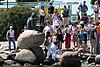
[62,9,69,17]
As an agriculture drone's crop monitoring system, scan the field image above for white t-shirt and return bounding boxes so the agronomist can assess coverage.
[40,9,45,16]
[44,25,53,36]
[8,30,15,38]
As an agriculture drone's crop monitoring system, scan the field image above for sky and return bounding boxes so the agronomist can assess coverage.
[0,0,93,15]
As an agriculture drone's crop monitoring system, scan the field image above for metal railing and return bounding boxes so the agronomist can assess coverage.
[0,2,61,8]
[0,1,78,8]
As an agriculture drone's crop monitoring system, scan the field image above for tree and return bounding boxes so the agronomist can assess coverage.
[0,6,32,41]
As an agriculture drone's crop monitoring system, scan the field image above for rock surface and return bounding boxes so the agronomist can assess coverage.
[60,51,81,67]
[95,55,100,64]
[17,30,45,49]
[31,47,45,64]
[15,49,36,64]
[0,56,4,66]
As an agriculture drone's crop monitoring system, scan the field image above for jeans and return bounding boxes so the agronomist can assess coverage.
[90,39,96,54]
[46,43,56,60]
[96,34,100,54]
[8,37,16,51]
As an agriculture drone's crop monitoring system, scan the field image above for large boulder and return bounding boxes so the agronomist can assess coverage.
[60,51,81,67]
[17,30,45,49]
[31,47,45,64]
[15,49,36,65]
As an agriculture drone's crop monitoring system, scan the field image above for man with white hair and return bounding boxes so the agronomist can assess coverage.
[6,26,16,51]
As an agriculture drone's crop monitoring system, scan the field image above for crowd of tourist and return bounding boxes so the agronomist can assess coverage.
[6,1,100,61]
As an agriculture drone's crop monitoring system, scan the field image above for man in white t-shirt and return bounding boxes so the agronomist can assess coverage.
[43,21,54,37]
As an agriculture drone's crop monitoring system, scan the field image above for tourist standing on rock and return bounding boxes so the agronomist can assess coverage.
[43,21,54,37]
[61,5,69,25]
[27,13,37,30]
[95,22,100,54]
[88,24,97,54]
[81,13,88,24]
[64,24,71,50]
[71,23,79,47]
[39,6,46,25]
[78,1,88,17]
[83,23,89,48]
[76,7,81,23]
[56,28,63,50]
[52,10,59,30]
[93,1,99,23]
[6,26,16,51]
[48,2,54,23]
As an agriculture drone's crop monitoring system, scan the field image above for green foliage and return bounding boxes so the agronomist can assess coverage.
[0,2,4,5]
[0,6,32,41]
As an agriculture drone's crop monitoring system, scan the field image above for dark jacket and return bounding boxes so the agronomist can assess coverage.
[48,6,54,14]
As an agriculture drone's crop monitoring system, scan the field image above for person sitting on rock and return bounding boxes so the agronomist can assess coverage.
[27,13,37,30]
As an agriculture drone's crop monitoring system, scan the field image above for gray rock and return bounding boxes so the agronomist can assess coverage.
[17,30,45,49]
[86,63,95,67]
[11,63,22,67]
[95,55,100,64]
[87,56,95,64]
[60,51,81,67]
[0,53,8,60]
[2,65,11,67]
[51,62,61,67]
[96,64,100,67]
[5,60,15,65]
[7,53,16,60]
[0,56,4,66]
[23,63,48,67]
[15,49,36,64]
[42,58,55,66]
[31,47,45,64]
